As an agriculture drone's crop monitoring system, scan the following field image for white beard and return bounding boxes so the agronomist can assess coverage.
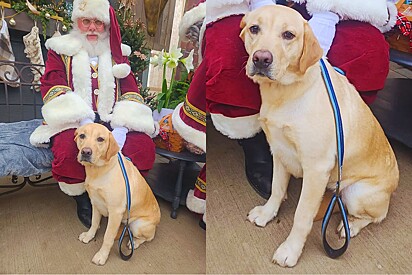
[71,27,110,57]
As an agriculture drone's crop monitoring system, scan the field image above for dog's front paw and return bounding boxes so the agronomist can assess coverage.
[79,231,95,244]
[248,205,276,227]
[92,250,109,266]
[272,240,302,267]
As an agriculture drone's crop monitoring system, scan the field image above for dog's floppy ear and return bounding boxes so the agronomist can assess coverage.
[74,128,79,142]
[299,22,323,74]
[239,13,249,41]
[104,131,120,161]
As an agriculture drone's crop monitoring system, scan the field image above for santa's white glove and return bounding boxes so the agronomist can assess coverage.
[308,11,339,56]
[79,118,94,126]
[112,126,128,151]
[249,0,276,11]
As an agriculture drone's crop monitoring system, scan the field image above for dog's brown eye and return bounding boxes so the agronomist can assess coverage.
[97,137,104,142]
[282,31,295,40]
[250,25,260,34]
[79,134,86,139]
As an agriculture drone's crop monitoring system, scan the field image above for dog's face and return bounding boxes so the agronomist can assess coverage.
[75,123,119,167]
[240,5,323,85]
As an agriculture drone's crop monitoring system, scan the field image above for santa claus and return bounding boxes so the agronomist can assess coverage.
[30,0,158,228]
[181,0,397,199]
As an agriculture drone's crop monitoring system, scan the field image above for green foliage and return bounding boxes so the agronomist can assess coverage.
[11,0,72,39]
[116,6,150,76]
[167,70,191,109]
[154,70,192,111]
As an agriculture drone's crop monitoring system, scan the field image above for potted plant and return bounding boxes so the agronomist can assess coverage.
[150,47,194,120]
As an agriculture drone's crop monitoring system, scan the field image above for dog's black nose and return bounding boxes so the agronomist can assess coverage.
[81,147,92,156]
[253,50,273,69]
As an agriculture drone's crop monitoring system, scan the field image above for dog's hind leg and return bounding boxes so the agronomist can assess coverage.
[338,181,391,238]
[127,219,157,250]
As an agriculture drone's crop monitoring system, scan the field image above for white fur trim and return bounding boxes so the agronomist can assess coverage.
[211,113,261,139]
[72,49,93,107]
[30,123,78,146]
[179,2,206,42]
[110,100,157,136]
[376,2,397,33]
[42,92,95,127]
[121,43,131,56]
[71,0,110,24]
[205,0,249,25]
[186,189,206,214]
[95,51,116,122]
[112,63,131,79]
[45,34,82,56]
[172,103,206,152]
[152,121,160,138]
[58,182,86,196]
[299,0,390,28]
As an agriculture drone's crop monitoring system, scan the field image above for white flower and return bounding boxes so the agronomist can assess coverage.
[180,49,194,72]
[166,46,183,69]
[150,50,166,67]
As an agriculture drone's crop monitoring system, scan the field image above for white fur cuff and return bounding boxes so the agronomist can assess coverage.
[186,189,206,214]
[42,92,95,127]
[58,181,86,196]
[211,113,261,139]
[111,100,156,136]
[172,103,206,152]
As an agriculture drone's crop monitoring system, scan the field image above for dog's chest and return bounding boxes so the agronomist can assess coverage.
[260,114,303,178]
[87,187,110,217]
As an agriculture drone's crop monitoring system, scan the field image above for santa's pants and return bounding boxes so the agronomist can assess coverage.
[206,15,389,139]
[51,128,155,185]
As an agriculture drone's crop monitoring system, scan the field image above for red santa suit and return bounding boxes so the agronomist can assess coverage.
[30,4,158,196]
[202,0,397,139]
[172,64,207,219]
[172,1,207,221]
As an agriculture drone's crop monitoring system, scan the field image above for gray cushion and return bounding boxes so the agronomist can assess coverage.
[0,119,53,177]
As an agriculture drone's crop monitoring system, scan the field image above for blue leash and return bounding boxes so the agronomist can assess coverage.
[319,59,350,259]
[117,153,134,260]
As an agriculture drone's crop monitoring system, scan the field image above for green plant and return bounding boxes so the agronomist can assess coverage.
[151,47,194,112]
[116,2,150,76]
[11,0,72,39]
[167,70,192,109]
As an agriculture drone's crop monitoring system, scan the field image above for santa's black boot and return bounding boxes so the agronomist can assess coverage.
[238,131,273,199]
[73,192,92,228]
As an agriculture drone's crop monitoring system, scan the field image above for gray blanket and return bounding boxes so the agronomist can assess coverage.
[0,119,53,177]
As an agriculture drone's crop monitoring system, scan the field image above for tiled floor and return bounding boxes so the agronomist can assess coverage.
[389,61,412,78]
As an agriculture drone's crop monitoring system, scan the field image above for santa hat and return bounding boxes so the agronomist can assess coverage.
[71,0,131,79]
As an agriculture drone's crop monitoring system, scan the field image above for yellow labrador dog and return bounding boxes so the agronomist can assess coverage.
[75,123,160,265]
[240,5,399,267]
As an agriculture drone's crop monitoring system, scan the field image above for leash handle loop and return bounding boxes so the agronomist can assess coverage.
[319,59,350,258]
[118,223,134,260]
[321,193,350,258]
[117,153,134,261]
